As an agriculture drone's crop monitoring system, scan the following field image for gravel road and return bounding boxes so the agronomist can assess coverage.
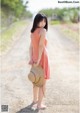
[0,23,79,113]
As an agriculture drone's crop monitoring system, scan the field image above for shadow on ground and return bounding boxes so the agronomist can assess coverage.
[16,104,40,113]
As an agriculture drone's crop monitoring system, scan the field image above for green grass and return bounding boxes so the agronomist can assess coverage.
[62,28,79,42]
[50,20,61,25]
[0,20,28,53]
[50,20,79,42]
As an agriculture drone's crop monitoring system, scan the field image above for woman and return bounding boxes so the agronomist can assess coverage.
[28,13,50,110]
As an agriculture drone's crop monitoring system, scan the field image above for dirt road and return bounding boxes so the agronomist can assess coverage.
[0,23,79,113]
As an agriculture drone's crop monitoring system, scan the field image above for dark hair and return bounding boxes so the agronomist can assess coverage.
[31,13,48,33]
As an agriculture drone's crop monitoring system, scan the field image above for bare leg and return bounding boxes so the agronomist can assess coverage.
[28,84,39,108]
[33,84,39,102]
[37,79,46,109]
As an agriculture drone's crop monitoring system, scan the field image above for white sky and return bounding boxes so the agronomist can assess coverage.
[23,0,79,14]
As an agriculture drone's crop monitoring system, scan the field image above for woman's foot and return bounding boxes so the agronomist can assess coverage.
[28,100,38,108]
[32,101,38,105]
[37,104,47,110]
[30,100,38,106]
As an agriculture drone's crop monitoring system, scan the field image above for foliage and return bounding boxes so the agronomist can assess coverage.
[39,7,80,23]
[1,0,32,18]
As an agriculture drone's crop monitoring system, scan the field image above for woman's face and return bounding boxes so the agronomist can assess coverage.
[38,18,46,28]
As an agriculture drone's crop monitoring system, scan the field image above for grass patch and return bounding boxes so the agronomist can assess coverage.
[61,28,79,42]
[50,20,61,25]
[0,20,28,54]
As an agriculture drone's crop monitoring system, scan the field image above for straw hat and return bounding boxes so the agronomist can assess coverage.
[28,65,45,87]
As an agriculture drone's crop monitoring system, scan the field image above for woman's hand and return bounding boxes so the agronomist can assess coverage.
[33,59,40,67]
[33,63,38,67]
[29,60,33,65]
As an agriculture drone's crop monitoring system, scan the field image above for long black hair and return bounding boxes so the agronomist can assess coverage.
[31,13,48,33]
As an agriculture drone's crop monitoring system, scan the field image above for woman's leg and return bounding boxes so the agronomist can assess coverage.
[33,84,39,102]
[28,85,39,108]
[37,79,46,108]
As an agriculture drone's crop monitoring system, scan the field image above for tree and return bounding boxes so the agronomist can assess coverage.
[1,0,32,18]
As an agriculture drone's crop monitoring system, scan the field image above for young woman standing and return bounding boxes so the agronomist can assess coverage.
[28,13,50,110]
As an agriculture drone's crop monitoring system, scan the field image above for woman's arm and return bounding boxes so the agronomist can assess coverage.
[29,42,33,60]
[35,28,46,66]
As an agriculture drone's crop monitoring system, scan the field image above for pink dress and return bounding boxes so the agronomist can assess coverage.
[28,28,50,79]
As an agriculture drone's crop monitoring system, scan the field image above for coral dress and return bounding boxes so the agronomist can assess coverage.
[28,28,50,79]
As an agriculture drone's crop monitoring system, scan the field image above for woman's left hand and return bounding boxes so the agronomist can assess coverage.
[33,59,40,67]
[33,63,38,67]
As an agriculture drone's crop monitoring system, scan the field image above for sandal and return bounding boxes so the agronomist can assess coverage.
[36,104,47,110]
[27,101,38,108]
[31,101,38,106]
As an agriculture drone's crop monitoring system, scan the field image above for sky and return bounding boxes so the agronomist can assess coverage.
[23,0,79,14]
